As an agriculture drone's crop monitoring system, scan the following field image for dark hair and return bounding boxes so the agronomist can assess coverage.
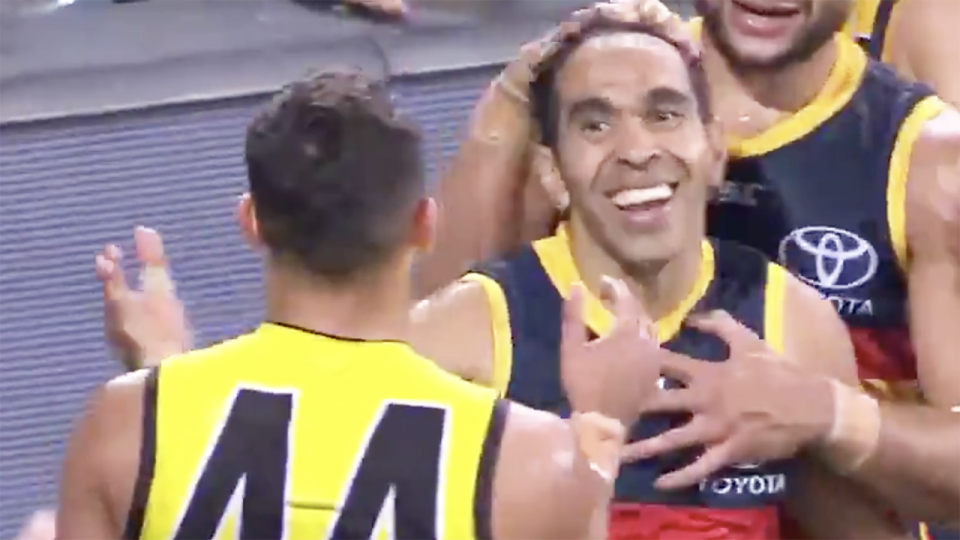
[530,13,712,149]
[244,69,424,280]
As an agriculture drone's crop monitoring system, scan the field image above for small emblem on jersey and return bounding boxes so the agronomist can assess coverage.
[778,226,879,291]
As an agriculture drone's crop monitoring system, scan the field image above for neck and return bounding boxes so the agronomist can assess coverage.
[566,222,705,324]
[702,32,839,112]
[264,259,411,342]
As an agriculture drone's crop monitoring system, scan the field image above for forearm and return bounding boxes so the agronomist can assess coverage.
[413,80,534,298]
[820,398,960,524]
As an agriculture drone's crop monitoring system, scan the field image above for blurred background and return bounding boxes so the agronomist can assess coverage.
[0,0,823,535]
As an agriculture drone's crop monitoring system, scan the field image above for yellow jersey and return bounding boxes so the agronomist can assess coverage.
[123,322,506,540]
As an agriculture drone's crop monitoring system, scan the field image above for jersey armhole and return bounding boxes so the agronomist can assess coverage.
[473,399,509,540]
[887,95,947,272]
[763,263,789,355]
[460,273,514,396]
[122,367,159,540]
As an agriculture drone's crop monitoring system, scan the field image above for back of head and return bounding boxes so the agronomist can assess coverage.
[244,69,424,281]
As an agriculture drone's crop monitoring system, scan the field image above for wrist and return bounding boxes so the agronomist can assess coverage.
[570,411,627,482]
[816,379,882,473]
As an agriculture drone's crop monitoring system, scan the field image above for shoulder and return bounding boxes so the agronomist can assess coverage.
[410,276,503,383]
[906,105,960,254]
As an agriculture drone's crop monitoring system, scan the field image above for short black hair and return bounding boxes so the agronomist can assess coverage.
[530,13,712,149]
[244,69,423,280]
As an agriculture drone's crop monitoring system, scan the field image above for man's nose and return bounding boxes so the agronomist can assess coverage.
[613,120,660,169]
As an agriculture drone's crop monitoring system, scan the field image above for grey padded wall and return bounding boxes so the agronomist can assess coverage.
[0,67,496,537]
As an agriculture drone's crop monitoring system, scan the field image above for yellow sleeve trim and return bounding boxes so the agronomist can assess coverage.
[887,95,947,271]
[763,263,789,355]
[460,273,513,397]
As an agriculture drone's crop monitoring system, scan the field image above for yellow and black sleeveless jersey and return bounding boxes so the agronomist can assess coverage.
[122,322,506,540]
[466,227,794,540]
[844,0,901,61]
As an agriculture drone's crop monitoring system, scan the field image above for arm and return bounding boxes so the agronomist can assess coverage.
[409,277,506,388]
[56,371,145,540]
[412,70,545,299]
[827,106,960,523]
[906,108,960,410]
[779,273,909,539]
[887,0,960,108]
[492,404,620,539]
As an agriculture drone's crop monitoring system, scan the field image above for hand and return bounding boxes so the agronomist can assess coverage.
[560,277,661,427]
[499,0,692,103]
[13,510,55,540]
[621,311,833,490]
[95,226,191,371]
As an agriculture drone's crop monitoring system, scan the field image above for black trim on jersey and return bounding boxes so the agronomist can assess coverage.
[266,321,409,345]
[474,399,508,540]
[868,0,898,60]
[122,367,159,540]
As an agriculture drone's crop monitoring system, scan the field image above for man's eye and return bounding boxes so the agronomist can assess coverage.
[652,110,683,123]
[582,120,610,133]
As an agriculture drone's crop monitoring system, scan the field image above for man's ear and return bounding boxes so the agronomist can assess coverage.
[410,196,437,254]
[236,193,262,248]
[532,144,569,211]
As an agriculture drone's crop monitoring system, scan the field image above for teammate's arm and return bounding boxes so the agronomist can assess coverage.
[779,275,910,539]
[887,0,960,108]
[905,108,960,410]
[56,371,145,540]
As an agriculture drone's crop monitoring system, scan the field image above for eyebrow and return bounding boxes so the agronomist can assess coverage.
[645,86,694,109]
[566,97,615,121]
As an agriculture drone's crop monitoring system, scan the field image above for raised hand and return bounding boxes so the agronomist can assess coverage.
[95,227,192,371]
[620,310,833,490]
[13,510,55,540]
[560,277,661,428]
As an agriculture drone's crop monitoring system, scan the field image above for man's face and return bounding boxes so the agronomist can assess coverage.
[699,0,852,71]
[546,32,723,269]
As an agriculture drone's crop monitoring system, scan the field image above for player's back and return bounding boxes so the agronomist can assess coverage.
[125,322,505,540]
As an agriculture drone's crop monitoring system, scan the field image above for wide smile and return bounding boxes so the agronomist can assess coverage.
[608,183,678,230]
[729,0,804,39]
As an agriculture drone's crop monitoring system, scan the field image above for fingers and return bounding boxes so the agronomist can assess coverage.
[96,244,129,301]
[655,350,703,383]
[621,416,716,462]
[688,310,761,357]
[599,276,653,338]
[561,282,589,360]
[655,443,733,490]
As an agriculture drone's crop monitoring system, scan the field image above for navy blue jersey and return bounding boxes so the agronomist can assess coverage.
[467,228,793,539]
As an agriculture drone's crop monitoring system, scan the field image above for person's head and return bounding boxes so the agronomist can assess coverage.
[698,0,853,72]
[530,13,725,271]
[238,69,434,284]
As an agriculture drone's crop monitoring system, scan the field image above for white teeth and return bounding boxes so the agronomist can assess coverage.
[611,185,674,208]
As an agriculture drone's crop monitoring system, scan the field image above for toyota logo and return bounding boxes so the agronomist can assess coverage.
[778,226,879,291]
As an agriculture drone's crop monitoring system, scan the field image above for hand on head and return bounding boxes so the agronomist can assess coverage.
[499,0,695,102]
[620,310,833,489]
[95,226,191,371]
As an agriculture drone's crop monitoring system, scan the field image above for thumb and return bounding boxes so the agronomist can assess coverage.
[561,282,588,361]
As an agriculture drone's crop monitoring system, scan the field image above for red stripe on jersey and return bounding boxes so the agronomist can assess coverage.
[608,502,780,539]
